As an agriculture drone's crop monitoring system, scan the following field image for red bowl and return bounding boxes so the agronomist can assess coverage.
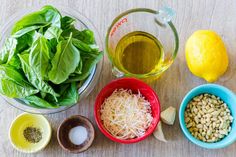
[94,77,161,144]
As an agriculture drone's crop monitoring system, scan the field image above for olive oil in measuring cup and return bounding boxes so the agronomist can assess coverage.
[106,8,179,80]
[115,31,164,75]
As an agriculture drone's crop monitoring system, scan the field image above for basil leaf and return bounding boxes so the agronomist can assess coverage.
[12,26,41,38]
[57,82,79,106]
[44,26,62,41]
[8,55,21,69]
[19,53,59,101]
[72,38,93,52]
[0,65,39,98]
[11,5,61,34]
[47,38,58,57]
[66,51,103,82]
[0,38,17,64]
[24,95,58,108]
[74,29,95,44]
[48,34,80,84]
[61,16,75,30]
[61,25,77,38]
[40,91,47,99]
[62,28,95,44]
[74,60,82,74]
[29,35,50,79]
[14,31,36,53]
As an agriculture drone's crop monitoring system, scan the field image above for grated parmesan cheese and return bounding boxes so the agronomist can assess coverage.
[100,89,153,140]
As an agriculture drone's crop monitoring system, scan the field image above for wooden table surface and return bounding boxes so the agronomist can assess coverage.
[1,0,236,156]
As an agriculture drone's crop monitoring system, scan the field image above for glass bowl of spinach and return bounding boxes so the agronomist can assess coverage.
[0,5,103,114]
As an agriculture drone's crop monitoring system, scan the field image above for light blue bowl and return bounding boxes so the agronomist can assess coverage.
[179,84,236,149]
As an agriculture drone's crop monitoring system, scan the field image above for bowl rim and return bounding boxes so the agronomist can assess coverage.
[179,83,236,149]
[0,5,104,114]
[94,77,161,144]
[57,115,95,153]
[9,112,52,153]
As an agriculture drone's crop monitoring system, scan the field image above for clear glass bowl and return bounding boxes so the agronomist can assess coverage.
[0,6,103,114]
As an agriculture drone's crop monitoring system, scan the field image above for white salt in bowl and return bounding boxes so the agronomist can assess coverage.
[57,115,95,153]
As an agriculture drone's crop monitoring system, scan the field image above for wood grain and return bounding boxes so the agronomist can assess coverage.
[1,0,236,156]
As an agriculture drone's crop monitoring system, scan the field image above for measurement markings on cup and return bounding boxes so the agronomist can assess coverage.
[110,17,128,37]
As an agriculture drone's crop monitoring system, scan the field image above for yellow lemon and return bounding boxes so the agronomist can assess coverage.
[185,30,228,82]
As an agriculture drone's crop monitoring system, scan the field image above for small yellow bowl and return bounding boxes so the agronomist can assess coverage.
[9,113,52,153]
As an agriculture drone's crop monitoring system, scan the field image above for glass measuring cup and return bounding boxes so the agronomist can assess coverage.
[106,7,179,80]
